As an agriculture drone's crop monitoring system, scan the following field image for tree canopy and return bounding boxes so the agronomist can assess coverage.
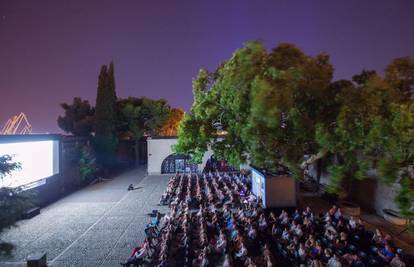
[176,41,414,215]
[94,62,118,168]
[158,108,185,136]
[117,97,171,140]
[57,97,95,136]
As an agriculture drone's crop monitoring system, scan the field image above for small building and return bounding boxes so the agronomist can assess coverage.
[146,136,213,175]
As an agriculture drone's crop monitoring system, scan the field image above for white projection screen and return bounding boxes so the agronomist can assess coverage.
[0,136,60,188]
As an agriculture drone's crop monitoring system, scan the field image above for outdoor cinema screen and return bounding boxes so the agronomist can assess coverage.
[0,138,59,188]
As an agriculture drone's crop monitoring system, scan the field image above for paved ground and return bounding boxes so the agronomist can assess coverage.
[0,167,171,267]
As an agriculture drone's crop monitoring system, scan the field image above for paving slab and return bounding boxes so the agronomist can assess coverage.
[0,166,171,266]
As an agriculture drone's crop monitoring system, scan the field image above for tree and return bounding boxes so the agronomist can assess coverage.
[176,42,334,174]
[57,97,94,136]
[176,41,413,210]
[94,62,118,169]
[117,97,171,164]
[246,44,334,175]
[175,68,218,163]
[365,103,414,222]
[158,108,185,136]
[78,145,98,184]
[0,155,20,177]
[0,155,32,254]
[176,42,267,166]
[316,71,404,196]
[385,57,414,100]
[118,97,171,138]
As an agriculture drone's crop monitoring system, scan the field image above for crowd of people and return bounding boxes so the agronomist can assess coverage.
[121,172,410,267]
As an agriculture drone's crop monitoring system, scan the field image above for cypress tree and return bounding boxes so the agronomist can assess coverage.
[94,62,118,169]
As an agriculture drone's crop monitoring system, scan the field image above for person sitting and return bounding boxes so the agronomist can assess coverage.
[287,237,299,254]
[351,254,365,267]
[157,253,168,267]
[281,227,290,241]
[292,209,301,221]
[220,253,232,267]
[244,257,256,267]
[310,240,322,259]
[271,223,279,236]
[334,208,342,221]
[322,248,332,264]
[214,230,227,253]
[279,209,288,219]
[192,251,209,267]
[269,212,277,224]
[263,254,273,267]
[294,225,303,238]
[302,206,313,218]
[258,213,268,232]
[121,239,149,267]
[325,223,337,241]
[297,243,307,262]
[327,253,342,267]
[235,242,248,261]
[390,253,406,267]
[248,226,257,240]
[305,234,316,248]
[372,228,383,245]
[378,244,395,263]
[329,205,337,217]
[348,216,357,230]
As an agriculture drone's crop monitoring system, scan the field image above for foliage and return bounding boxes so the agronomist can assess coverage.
[246,44,333,175]
[57,97,95,136]
[117,97,171,140]
[367,103,414,218]
[94,62,118,168]
[158,108,185,136]
[0,155,21,179]
[176,40,414,211]
[78,145,98,184]
[316,71,405,196]
[385,57,414,100]
[175,42,267,166]
[0,155,32,254]
[176,42,334,174]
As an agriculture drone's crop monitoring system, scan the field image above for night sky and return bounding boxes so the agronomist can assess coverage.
[1,0,414,133]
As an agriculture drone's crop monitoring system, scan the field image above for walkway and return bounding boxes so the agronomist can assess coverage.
[0,167,171,267]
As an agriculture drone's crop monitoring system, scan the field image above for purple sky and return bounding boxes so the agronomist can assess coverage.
[1,0,413,133]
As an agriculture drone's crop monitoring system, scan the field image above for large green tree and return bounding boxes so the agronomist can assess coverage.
[94,62,118,168]
[176,41,414,212]
[246,44,334,175]
[175,42,267,165]
[117,97,171,164]
[158,108,185,136]
[364,103,414,220]
[385,57,414,100]
[316,71,405,196]
[57,97,95,136]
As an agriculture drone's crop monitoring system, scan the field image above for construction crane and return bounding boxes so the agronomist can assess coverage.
[1,112,32,135]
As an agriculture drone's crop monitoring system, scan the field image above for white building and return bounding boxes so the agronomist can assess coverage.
[146,136,213,175]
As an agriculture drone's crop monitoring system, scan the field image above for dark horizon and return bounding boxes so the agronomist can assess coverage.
[1,0,414,133]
